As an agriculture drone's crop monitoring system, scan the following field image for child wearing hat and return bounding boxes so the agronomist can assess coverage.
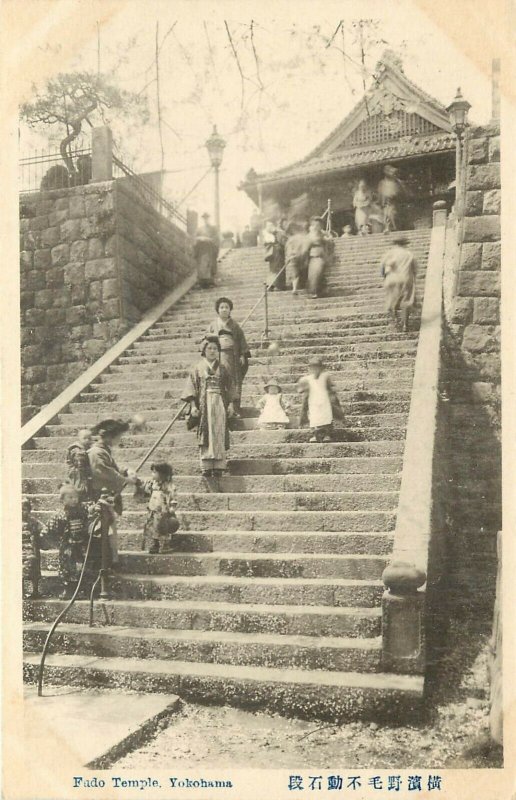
[298,357,344,442]
[22,496,49,599]
[134,462,180,554]
[256,378,290,429]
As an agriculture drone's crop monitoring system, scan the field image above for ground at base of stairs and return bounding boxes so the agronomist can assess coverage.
[23,686,179,768]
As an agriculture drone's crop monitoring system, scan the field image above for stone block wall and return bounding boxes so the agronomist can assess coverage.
[441,122,501,620]
[20,181,194,422]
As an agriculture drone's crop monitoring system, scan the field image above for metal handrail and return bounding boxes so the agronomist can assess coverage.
[112,154,187,227]
[37,507,104,696]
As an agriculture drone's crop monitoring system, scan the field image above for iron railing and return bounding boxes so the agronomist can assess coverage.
[19,147,92,195]
[112,154,187,230]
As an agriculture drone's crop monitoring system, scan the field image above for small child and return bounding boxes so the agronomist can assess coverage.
[66,428,94,501]
[341,224,354,238]
[46,484,98,599]
[256,379,290,429]
[135,462,179,554]
[298,356,344,443]
[22,496,48,599]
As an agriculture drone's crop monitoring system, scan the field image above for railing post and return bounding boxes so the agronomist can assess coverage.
[91,126,113,182]
[99,493,113,599]
[432,200,447,228]
[262,281,270,345]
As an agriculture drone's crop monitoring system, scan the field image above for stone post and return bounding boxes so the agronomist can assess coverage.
[91,126,113,182]
[381,563,427,673]
[433,200,448,227]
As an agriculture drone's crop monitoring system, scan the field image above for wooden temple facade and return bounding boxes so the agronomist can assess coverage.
[240,53,456,232]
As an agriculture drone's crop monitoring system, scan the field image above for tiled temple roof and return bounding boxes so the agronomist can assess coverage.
[242,132,455,188]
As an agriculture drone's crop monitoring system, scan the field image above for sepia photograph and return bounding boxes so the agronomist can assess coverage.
[1,1,514,797]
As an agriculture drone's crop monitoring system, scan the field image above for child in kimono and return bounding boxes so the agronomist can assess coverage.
[298,357,344,442]
[46,484,99,599]
[66,428,94,501]
[135,462,179,554]
[256,378,290,429]
[22,496,48,599]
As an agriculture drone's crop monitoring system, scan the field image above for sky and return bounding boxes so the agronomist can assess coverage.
[19,0,493,234]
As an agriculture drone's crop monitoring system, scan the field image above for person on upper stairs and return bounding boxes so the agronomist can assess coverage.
[298,356,345,443]
[352,178,373,232]
[182,335,235,481]
[341,224,354,238]
[263,219,288,291]
[207,297,250,417]
[88,418,138,568]
[194,212,220,288]
[306,216,333,299]
[378,165,407,233]
[380,236,418,333]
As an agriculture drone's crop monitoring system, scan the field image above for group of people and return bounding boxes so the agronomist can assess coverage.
[22,227,418,600]
[351,166,407,236]
[263,215,334,299]
[22,420,180,600]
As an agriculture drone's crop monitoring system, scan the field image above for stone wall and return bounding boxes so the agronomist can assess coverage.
[20,181,194,422]
[442,123,501,620]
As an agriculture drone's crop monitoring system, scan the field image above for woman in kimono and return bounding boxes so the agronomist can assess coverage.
[353,178,373,231]
[263,219,287,291]
[207,297,251,416]
[181,336,235,478]
[306,217,333,299]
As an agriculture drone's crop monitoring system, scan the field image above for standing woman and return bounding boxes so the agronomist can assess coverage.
[353,178,373,232]
[208,297,251,417]
[263,219,287,291]
[306,216,332,299]
[182,336,235,478]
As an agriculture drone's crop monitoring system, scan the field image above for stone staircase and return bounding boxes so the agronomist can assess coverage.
[23,230,431,721]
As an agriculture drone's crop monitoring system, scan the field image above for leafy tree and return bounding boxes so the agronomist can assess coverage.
[20,71,148,179]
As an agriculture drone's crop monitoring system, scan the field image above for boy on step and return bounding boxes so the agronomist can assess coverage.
[298,357,344,443]
[46,484,100,599]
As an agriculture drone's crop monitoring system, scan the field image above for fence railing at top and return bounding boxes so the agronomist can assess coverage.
[112,154,187,230]
[19,147,92,195]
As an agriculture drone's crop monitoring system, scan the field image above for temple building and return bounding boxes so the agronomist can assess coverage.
[239,52,456,232]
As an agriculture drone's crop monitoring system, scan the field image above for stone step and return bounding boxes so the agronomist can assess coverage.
[129,337,418,356]
[95,361,416,386]
[29,488,399,512]
[24,439,405,463]
[23,622,382,673]
[23,455,403,478]
[74,382,414,406]
[23,471,402,495]
[34,506,396,532]
[113,550,389,579]
[59,399,411,427]
[24,597,382,638]
[42,412,408,438]
[23,653,424,722]
[31,429,407,456]
[40,529,394,565]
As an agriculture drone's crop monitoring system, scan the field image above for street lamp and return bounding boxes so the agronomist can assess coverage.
[447,88,471,217]
[205,125,226,233]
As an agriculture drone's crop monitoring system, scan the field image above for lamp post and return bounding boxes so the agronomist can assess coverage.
[205,125,226,233]
[446,87,471,217]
